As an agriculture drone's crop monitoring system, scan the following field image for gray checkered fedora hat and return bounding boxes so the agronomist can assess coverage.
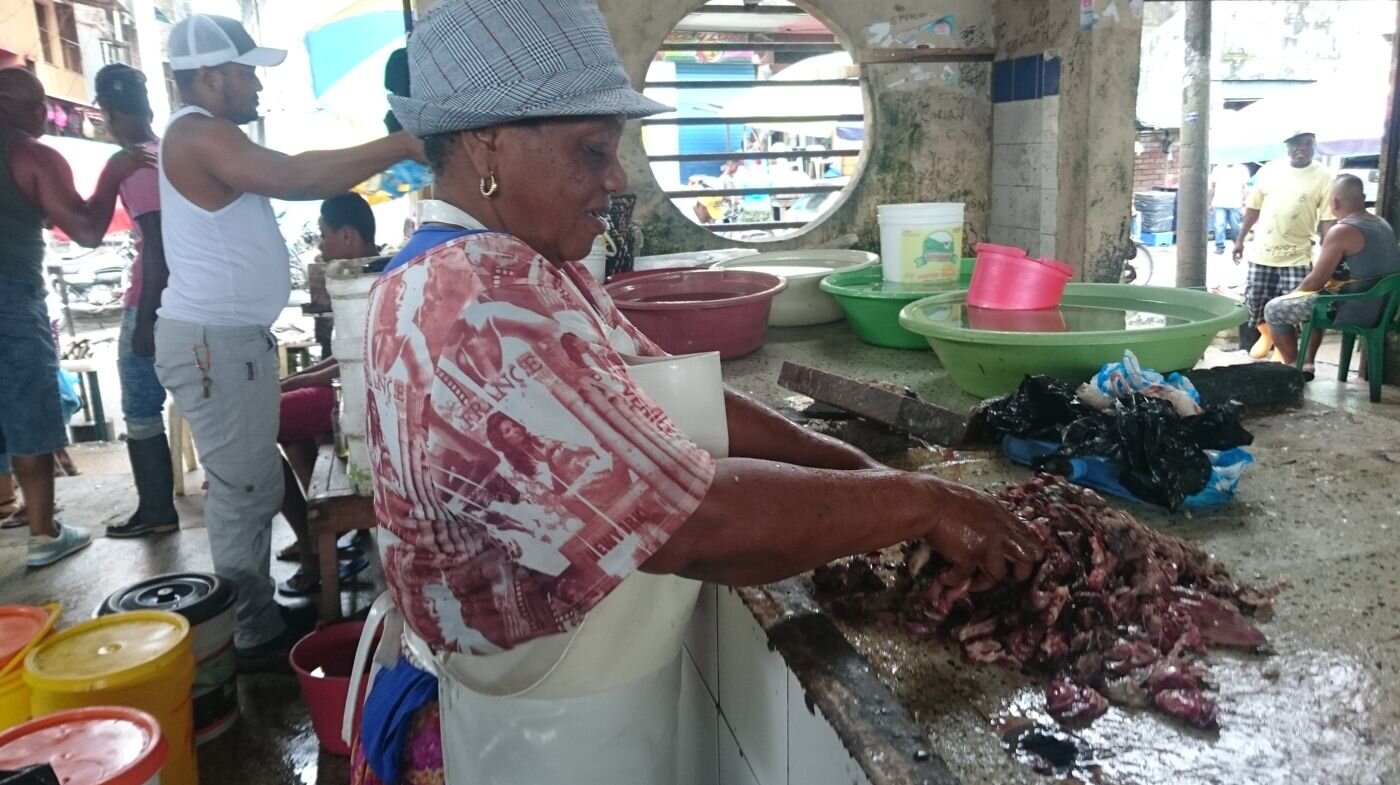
[390,0,672,137]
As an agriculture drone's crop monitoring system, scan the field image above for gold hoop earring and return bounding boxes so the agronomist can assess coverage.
[480,171,499,199]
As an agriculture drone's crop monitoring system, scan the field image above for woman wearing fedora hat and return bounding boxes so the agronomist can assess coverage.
[350,1,1041,782]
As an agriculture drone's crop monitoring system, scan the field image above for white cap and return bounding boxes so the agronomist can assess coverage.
[167,14,286,72]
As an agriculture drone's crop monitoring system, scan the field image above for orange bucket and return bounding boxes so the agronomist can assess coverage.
[0,604,60,732]
[0,706,167,785]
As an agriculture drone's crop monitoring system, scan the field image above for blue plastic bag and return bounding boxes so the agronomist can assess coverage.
[57,369,82,422]
[1001,435,1253,509]
[1093,349,1200,404]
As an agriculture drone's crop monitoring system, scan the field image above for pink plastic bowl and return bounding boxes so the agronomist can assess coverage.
[605,270,786,359]
[967,248,1073,311]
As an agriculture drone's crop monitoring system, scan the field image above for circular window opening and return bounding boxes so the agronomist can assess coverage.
[641,1,866,242]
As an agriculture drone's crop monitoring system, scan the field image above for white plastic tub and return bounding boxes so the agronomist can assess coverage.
[877,203,964,284]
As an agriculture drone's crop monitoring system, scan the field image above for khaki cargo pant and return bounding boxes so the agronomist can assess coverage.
[155,318,285,649]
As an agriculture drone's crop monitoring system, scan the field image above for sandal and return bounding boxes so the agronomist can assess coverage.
[1302,364,1316,382]
[0,497,20,529]
[2,502,26,530]
[276,542,364,563]
[276,556,370,597]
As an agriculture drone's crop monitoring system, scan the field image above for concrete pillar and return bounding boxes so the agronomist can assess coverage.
[129,0,171,126]
[1382,3,1400,383]
[1063,1,1142,282]
[1176,0,1210,288]
[995,0,1142,281]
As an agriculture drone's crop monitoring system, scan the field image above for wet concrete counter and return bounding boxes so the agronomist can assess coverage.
[723,323,1400,785]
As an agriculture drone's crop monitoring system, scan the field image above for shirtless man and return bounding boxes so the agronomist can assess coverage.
[0,68,151,567]
[156,15,422,670]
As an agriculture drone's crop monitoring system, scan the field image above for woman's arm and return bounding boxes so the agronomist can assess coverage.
[724,388,882,470]
[643,459,1040,588]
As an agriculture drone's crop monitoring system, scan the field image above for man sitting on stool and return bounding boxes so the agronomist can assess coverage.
[275,193,381,596]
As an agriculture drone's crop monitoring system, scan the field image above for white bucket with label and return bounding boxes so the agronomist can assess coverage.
[577,233,613,282]
[326,259,379,495]
[877,202,964,283]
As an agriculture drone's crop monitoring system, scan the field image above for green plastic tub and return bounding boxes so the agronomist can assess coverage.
[898,284,1248,398]
[819,266,971,350]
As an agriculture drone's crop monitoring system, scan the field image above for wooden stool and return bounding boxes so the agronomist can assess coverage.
[168,407,199,497]
[307,444,376,620]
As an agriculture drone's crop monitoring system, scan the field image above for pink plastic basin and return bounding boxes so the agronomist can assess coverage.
[605,270,786,359]
[974,242,1028,258]
[968,247,1073,310]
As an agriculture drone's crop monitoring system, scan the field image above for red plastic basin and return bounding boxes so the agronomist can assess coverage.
[290,622,372,756]
[968,249,1073,310]
[605,270,786,359]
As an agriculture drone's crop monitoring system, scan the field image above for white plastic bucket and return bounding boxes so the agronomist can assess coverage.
[622,352,728,459]
[326,259,378,496]
[578,235,609,282]
[877,202,964,283]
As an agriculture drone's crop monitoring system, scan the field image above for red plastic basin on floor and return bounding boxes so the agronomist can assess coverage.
[968,245,1073,311]
[291,622,371,757]
[605,270,786,359]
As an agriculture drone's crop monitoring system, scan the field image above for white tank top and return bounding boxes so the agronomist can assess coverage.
[157,105,291,327]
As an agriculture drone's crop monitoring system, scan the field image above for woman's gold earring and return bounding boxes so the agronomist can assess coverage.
[480,171,499,199]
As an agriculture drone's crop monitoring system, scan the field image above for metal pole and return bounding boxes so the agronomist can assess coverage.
[1176,0,1211,288]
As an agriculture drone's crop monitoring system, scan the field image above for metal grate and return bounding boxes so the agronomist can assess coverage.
[642,0,865,240]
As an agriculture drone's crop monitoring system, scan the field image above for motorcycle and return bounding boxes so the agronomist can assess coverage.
[46,236,135,312]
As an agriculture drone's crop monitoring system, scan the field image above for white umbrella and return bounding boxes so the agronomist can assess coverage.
[1210,76,1386,164]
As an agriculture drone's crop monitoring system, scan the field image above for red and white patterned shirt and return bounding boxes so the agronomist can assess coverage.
[364,232,716,654]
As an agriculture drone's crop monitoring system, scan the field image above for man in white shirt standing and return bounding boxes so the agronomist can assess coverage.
[157,15,422,671]
[1208,162,1249,255]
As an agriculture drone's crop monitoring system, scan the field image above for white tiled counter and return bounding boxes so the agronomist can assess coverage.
[677,583,946,785]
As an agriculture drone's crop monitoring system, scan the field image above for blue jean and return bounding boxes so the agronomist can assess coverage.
[118,308,168,440]
[0,279,67,458]
[1213,208,1242,250]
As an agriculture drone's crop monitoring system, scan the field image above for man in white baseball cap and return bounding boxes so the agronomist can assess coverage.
[156,14,423,672]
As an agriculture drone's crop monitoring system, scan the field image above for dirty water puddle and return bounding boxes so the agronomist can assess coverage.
[993,647,1393,785]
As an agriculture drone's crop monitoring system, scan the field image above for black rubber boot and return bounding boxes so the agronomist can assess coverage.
[108,434,181,538]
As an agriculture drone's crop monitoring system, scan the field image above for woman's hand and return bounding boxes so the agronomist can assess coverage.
[915,476,1041,589]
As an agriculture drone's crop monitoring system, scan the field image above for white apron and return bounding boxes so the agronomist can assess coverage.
[346,202,726,783]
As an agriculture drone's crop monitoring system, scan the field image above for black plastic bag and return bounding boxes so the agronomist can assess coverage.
[1054,395,1213,511]
[0,766,61,785]
[982,375,1091,440]
[1181,401,1254,450]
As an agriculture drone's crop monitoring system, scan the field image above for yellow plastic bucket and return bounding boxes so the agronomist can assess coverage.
[0,604,61,732]
[0,671,27,732]
[24,611,197,785]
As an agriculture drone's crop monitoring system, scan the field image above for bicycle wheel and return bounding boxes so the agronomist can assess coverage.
[1131,242,1154,285]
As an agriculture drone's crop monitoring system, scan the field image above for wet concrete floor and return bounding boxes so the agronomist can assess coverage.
[0,448,384,785]
[3,323,1397,784]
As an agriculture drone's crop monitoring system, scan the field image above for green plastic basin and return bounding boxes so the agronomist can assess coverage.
[819,265,973,350]
[898,284,1248,398]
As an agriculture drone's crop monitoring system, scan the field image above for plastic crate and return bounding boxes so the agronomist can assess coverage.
[1134,230,1175,247]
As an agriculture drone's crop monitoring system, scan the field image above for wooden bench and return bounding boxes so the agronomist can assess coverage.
[307,444,376,621]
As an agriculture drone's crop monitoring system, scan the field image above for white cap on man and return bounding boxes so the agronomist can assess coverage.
[167,14,286,71]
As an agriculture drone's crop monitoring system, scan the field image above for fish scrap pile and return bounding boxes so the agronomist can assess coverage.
[813,475,1282,730]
